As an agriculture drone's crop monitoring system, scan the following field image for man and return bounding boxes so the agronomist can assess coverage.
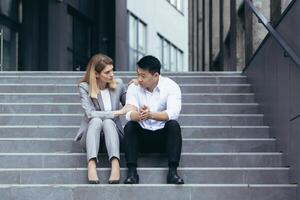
[123,55,184,184]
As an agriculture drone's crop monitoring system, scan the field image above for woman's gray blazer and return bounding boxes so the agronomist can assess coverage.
[74,78,126,142]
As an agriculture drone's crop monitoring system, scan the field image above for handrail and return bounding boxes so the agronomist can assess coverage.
[0,28,3,71]
[245,0,300,69]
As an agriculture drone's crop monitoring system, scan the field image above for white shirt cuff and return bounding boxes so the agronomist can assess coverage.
[165,110,179,120]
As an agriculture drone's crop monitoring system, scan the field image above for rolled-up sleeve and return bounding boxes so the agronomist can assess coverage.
[125,84,139,121]
[78,83,114,119]
[164,83,181,120]
[125,84,139,108]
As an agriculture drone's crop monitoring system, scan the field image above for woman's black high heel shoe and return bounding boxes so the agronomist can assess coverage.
[88,179,100,184]
[108,179,120,184]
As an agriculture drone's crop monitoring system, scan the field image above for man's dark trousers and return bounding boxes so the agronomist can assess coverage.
[124,120,182,167]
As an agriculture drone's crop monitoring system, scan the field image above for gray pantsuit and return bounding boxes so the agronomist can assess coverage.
[74,79,126,163]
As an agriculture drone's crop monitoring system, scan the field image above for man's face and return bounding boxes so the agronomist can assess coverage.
[136,67,158,89]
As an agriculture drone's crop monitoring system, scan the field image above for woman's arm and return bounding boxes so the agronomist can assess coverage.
[119,79,127,106]
[114,104,136,117]
[79,84,115,119]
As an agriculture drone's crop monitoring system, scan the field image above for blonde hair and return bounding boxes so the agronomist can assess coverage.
[81,54,117,99]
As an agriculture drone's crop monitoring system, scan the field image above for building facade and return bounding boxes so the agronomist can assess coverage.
[188,0,293,72]
[126,0,188,72]
[0,0,188,72]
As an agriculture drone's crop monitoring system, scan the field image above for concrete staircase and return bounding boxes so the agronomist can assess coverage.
[0,71,296,200]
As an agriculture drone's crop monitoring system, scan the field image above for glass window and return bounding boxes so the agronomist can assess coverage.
[167,0,183,13]
[128,13,147,70]
[0,0,20,22]
[67,10,92,71]
[177,50,183,71]
[0,25,19,71]
[129,49,137,71]
[138,21,146,53]
[163,40,170,71]
[170,0,176,6]
[170,46,177,71]
[158,34,184,72]
[158,36,164,63]
[177,0,183,12]
[129,15,137,49]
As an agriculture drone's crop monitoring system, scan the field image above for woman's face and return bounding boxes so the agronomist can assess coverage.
[96,64,114,83]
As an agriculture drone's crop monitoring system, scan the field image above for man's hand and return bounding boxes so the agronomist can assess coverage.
[139,105,151,121]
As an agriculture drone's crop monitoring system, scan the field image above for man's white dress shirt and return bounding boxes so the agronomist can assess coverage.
[125,76,181,131]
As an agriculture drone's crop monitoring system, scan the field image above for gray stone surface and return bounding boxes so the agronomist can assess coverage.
[0,138,275,153]
[0,76,248,84]
[0,126,270,138]
[0,168,289,184]
[0,84,252,93]
[0,72,294,200]
[0,153,283,168]
[0,93,256,103]
[0,185,296,200]
[0,114,265,126]
[0,103,260,114]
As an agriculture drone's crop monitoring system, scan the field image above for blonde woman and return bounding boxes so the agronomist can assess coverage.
[74,54,131,184]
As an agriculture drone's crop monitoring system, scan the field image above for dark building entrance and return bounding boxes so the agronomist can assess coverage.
[0,0,118,71]
[0,0,21,71]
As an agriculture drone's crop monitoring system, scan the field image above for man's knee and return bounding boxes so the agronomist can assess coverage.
[165,120,181,130]
[124,121,140,133]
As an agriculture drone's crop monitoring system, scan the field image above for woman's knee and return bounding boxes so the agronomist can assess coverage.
[103,119,117,129]
[89,117,103,126]
[87,118,103,133]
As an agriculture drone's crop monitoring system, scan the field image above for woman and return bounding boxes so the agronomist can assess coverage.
[74,53,130,184]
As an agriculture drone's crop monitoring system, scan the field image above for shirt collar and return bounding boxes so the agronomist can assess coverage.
[156,75,163,91]
[140,75,163,93]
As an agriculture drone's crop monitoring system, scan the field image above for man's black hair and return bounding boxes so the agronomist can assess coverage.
[137,55,161,74]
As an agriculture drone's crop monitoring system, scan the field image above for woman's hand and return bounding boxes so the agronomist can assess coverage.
[113,104,136,117]
[128,79,139,86]
[113,110,123,117]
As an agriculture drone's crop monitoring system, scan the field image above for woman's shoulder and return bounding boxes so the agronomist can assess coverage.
[78,82,89,90]
[115,78,124,85]
[114,78,126,89]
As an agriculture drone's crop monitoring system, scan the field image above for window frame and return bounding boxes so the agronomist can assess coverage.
[166,0,184,15]
[158,33,184,72]
[128,12,147,70]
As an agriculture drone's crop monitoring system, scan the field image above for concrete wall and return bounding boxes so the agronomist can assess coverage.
[244,0,300,198]
[127,0,189,71]
[189,0,295,72]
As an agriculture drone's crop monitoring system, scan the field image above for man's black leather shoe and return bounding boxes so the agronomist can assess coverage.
[124,168,139,184]
[167,172,184,184]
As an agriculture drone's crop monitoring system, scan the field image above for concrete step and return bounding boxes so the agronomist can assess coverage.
[0,168,289,184]
[0,71,292,200]
[0,75,248,84]
[0,153,283,168]
[0,184,296,200]
[0,93,256,103]
[0,114,265,126]
[0,84,252,93]
[0,103,260,114]
[0,138,275,153]
[0,126,270,138]
[0,71,244,76]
